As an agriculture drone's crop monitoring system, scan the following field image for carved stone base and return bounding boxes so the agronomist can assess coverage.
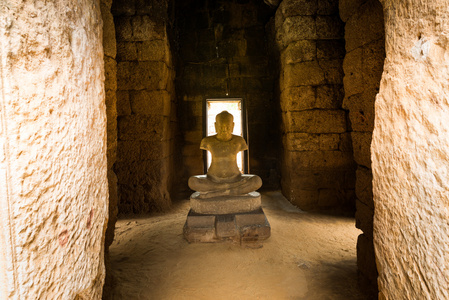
[183,207,271,244]
[190,191,261,214]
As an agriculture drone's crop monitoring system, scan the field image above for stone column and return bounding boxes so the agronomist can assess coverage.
[0,0,108,299]
[339,0,385,291]
[373,0,449,298]
[113,0,177,214]
[275,0,355,210]
[101,0,118,298]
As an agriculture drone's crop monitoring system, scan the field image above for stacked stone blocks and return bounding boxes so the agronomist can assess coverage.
[113,0,177,214]
[340,0,385,290]
[275,0,355,210]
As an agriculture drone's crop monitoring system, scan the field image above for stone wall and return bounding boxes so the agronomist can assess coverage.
[112,0,177,214]
[275,0,356,210]
[0,1,108,298]
[339,0,385,291]
[372,0,449,299]
[100,0,118,298]
[175,0,279,195]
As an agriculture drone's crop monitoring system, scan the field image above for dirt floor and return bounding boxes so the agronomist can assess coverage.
[107,191,371,300]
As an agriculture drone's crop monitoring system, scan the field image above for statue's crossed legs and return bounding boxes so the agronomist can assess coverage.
[188,174,262,198]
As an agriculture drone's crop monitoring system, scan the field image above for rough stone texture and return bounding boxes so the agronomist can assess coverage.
[340,0,385,291]
[183,208,271,243]
[276,0,355,210]
[113,0,178,214]
[0,1,107,298]
[176,0,280,197]
[190,192,262,214]
[372,0,449,299]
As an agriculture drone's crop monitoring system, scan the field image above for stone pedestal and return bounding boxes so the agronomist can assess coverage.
[183,192,271,244]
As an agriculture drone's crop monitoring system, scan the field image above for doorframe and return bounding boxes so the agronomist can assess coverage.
[202,97,249,174]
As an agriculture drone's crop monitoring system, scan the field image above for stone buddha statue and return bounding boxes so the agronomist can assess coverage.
[188,111,262,198]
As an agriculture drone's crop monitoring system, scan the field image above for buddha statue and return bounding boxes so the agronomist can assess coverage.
[188,111,262,198]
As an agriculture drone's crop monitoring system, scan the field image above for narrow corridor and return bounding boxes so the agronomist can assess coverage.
[108,192,367,299]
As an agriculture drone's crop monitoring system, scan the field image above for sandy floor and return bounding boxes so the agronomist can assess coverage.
[107,191,369,300]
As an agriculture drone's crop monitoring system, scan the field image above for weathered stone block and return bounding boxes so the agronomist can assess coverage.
[234,211,267,227]
[280,86,315,112]
[343,48,363,100]
[116,42,138,61]
[316,16,344,39]
[362,39,385,90]
[355,199,374,236]
[356,166,373,208]
[130,90,171,116]
[344,0,384,52]
[339,132,353,152]
[140,140,171,161]
[131,15,165,41]
[240,225,271,243]
[117,140,140,163]
[278,0,317,17]
[183,208,270,244]
[116,90,131,116]
[289,169,348,190]
[281,40,316,65]
[288,150,355,170]
[104,57,117,92]
[184,225,216,243]
[284,133,340,151]
[116,159,167,186]
[191,192,261,215]
[287,110,347,133]
[344,92,375,132]
[316,85,343,109]
[338,0,365,22]
[216,216,238,238]
[317,40,346,60]
[351,131,372,168]
[118,184,145,212]
[111,1,135,16]
[279,16,317,46]
[317,0,339,15]
[282,61,325,87]
[117,115,165,141]
[117,61,169,90]
[319,59,344,84]
[356,234,377,284]
[115,17,133,41]
[101,3,117,58]
[136,40,167,61]
[186,215,216,228]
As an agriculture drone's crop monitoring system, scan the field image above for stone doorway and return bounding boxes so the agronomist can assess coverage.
[204,98,247,174]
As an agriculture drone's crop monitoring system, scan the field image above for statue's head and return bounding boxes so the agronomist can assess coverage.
[215,111,234,141]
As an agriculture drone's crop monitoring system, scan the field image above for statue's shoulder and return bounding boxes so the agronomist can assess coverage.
[200,135,217,150]
[231,135,248,150]
[231,135,245,142]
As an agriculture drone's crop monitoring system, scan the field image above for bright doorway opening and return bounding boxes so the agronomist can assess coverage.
[203,98,248,174]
